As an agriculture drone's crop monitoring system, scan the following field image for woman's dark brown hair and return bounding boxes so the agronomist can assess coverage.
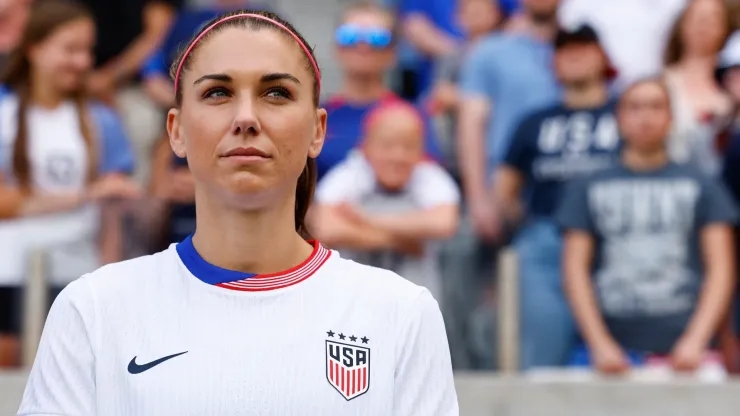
[664,0,734,66]
[170,10,321,238]
[0,0,97,191]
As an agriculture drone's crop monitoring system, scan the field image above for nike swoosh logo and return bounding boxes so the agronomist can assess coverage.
[128,351,188,374]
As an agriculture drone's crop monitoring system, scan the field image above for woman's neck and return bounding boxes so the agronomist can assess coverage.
[341,74,388,104]
[190,189,314,275]
[29,71,64,109]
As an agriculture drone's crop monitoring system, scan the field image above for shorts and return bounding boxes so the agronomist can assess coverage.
[0,285,66,335]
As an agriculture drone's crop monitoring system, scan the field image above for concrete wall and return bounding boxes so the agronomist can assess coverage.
[3,371,740,415]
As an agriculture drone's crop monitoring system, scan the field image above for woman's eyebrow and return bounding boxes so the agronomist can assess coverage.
[261,72,301,85]
[193,73,232,85]
[192,72,301,85]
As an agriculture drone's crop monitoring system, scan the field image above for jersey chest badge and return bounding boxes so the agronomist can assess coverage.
[325,329,370,401]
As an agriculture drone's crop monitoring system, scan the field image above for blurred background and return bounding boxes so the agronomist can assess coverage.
[4,0,740,414]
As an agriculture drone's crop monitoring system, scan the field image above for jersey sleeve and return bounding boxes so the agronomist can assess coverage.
[393,290,458,416]
[409,163,460,209]
[18,279,97,416]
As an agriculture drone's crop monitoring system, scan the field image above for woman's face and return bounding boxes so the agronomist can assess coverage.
[28,17,95,93]
[681,0,727,56]
[618,82,672,152]
[167,27,327,207]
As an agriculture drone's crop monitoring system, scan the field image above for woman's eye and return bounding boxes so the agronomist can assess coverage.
[265,87,291,99]
[204,87,229,99]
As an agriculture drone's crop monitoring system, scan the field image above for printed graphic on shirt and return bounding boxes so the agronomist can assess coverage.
[504,102,620,218]
[325,330,370,401]
[589,178,700,318]
[46,154,78,186]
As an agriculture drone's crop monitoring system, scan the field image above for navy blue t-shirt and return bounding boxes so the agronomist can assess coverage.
[555,162,738,354]
[503,101,621,218]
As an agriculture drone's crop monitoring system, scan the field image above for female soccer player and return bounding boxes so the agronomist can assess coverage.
[18,10,458,416]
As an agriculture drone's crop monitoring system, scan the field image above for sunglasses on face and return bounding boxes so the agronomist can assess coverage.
[335,24,393,49]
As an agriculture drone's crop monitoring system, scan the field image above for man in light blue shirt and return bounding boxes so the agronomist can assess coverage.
[458,0,562,241]
[442,0,561,369]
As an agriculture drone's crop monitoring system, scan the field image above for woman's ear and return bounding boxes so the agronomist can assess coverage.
[308,108,327,158]
[167,108,186,158]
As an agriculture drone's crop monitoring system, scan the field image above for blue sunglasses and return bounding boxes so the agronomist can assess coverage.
[335,24,393,49]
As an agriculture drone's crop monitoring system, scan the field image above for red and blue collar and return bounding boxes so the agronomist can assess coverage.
[176,235,331,292]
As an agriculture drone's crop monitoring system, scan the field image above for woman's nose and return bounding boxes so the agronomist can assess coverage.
[231,95,261,136]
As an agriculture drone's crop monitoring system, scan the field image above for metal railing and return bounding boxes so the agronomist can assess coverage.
[20,250,47,368]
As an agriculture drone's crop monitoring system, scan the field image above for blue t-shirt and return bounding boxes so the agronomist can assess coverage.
[555,162,738,354]
[459,33,561,174]
[318,95,442,181]
[503,101,621,218]
[398,0,464,95]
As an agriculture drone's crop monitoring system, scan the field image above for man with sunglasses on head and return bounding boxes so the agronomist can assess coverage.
[317,1,441,181]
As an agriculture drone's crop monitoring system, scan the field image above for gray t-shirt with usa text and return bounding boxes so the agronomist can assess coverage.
[556,162,737,354]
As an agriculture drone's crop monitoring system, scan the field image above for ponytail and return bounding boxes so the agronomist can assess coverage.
[295,157,317,238]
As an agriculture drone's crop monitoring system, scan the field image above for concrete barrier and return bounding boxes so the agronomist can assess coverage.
[3,371,740,415]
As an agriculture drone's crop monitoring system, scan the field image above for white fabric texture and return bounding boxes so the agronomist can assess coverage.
[18,246,459,415]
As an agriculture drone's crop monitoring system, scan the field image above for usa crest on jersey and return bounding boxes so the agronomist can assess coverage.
[326,337,370,400]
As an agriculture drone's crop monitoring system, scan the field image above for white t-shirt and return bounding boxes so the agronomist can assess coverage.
[0,95,100,286]
[18,238,459,415]
[559,0,687,88]
[315,151,460,304]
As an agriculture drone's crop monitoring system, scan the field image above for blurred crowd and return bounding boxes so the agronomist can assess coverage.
[2,0,740,381]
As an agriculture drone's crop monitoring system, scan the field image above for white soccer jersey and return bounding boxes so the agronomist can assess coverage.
[18,237,458,416]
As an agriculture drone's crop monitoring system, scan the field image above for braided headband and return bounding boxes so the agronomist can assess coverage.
[173,13,321,95]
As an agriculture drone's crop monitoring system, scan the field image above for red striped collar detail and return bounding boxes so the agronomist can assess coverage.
[215,242,331,292]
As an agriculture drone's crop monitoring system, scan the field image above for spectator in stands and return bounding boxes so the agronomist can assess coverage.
[718,31,740,360]
[495,24,620,369]
[0,0,30,72]
[664,0,734,176]
[428,0,505,182]
[398,0,521,99]
[457,0,561,243]
[313,102,459,305]
[318,1,440,181]
[396,0,463,100]
[0,1,140,367]
[446,0,561,370]
[558,0,687,89]
[80,0,183,184]
[558,78,737,375]
[719,32,740,203]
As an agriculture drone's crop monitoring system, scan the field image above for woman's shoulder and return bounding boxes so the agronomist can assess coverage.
[73,247,178,302]
[324,254,430,303]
